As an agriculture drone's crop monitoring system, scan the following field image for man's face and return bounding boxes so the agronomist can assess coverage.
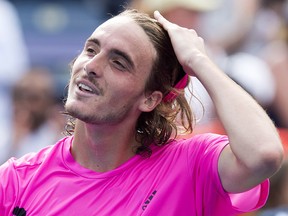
[65,16,157,125]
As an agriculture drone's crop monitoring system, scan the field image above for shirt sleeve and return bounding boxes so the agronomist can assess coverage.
[186,133,269,215]
[228,180,269,212]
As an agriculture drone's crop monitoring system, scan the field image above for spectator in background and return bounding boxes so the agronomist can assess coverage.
[0,68,65,164]
[201,0,288,128]
[0,0,30,160]
[258,0,288,128]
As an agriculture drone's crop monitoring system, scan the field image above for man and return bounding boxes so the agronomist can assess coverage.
[0,9,283,215]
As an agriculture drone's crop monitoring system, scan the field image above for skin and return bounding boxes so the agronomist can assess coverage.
[66,11,283,194]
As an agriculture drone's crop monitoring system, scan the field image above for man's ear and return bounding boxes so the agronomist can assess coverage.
[139,91,163,112]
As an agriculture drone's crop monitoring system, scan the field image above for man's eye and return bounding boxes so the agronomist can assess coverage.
[86,48,95,53]
[113,60,126,70]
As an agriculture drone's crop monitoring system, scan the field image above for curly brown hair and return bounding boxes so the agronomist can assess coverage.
[65,9,194,157]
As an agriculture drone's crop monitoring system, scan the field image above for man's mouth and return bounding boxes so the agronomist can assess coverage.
[78,83,93,93]
[75,76,103,96]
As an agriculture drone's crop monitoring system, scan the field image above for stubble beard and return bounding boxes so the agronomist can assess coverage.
[64,100,134,125]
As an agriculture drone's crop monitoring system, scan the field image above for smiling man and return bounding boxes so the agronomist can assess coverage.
[0,9,284,216]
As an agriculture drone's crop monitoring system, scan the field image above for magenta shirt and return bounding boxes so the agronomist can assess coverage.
[0,134,269,215]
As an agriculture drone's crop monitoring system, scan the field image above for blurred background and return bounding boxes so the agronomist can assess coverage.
[0,0,288,214]
[5,0,128,92]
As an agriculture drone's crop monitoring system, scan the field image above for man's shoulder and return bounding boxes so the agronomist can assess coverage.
[168,133,229,158]
[175,133,228,147]
[4,136,69,171]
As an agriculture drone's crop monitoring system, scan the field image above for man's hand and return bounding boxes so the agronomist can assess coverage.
[154,10,207,77]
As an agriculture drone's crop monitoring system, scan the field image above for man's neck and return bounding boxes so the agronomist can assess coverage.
[71,120,139,172]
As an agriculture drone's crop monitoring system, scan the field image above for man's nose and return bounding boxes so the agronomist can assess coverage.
[84,54,104,77]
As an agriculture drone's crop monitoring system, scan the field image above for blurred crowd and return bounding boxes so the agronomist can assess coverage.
[0,0,288,215]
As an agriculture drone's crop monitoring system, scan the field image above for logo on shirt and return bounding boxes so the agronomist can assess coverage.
[142,190,157,211]
[13,206,26,216]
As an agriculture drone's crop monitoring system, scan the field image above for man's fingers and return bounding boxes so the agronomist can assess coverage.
[154,10,173,30]
[153,11,165,25]
[153,10,162,21]
[154,10,190,32]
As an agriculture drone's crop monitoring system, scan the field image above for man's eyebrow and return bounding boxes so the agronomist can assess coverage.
[86,38,100,46]
[111,49,135,70]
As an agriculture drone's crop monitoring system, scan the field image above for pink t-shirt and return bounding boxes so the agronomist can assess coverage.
[0,134,269,216]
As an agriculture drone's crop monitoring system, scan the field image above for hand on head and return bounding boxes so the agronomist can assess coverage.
[154,10,209,77]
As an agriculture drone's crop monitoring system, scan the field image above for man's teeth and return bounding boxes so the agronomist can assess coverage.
[78,83,93,92]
